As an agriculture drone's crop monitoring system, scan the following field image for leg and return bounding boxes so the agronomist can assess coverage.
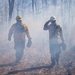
[15,47,24,63]
[55,44,61,65]
[14,42,25,63]
[49,43,61,68]
[55,53,60,65]
[49,44,56,68]
[50,56,56,68]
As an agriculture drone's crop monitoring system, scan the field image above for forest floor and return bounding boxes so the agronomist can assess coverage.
[0,36,75,75]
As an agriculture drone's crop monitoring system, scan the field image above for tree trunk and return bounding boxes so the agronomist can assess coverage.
[8,0,15,20]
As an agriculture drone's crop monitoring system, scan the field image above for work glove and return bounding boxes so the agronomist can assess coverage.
[60,42,66,50]
[27,38,32,48]
[8,37,11,41]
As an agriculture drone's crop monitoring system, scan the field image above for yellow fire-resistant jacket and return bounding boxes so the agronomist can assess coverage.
[43,22,64,44]
[8,22,31,49]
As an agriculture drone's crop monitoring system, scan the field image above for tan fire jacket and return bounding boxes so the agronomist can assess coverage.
[44,22,64,44]
[8,22,31,44]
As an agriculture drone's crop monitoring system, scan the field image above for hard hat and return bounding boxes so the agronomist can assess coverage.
[50,16,56,21]
[16,16,22,20]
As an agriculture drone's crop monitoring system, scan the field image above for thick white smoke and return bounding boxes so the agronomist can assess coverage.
[0,0,75,67]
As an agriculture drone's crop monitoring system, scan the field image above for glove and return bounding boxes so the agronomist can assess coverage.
[8,37,11,41]
[27,38,32,48]
[60,42,66,50]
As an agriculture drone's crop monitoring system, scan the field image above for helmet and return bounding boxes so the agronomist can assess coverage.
[50,16,56,21]
[16,16,22,20]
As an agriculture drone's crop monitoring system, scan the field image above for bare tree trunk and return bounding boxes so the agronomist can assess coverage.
[51,0,57,5]
[8,0,15,20]
[45,0,48,8]
[32,0,36,16]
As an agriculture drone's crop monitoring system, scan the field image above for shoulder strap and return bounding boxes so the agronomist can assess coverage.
[50,25,58,38]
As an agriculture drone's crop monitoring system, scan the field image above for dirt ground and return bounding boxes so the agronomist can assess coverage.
[0,36,75,75]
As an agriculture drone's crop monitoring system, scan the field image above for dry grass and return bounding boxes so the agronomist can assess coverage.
[0,35,75,75]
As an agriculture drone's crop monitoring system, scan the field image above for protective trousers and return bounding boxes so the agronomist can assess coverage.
[49,43,61,68]
[14,42,25,63]
[15,48,24,63]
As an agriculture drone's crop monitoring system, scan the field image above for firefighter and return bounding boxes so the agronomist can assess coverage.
[43,16,66,68]
[8,16,32,63]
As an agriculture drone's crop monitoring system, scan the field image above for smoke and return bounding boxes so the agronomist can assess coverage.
[0,0,75,66]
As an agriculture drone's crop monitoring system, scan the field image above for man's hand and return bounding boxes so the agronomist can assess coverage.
[60,42,66,50]
[8,37,11,41]
[27,38,32,48]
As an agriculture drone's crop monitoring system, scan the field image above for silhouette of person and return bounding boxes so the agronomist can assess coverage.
[43,16,66,68]
[8,16,32,63]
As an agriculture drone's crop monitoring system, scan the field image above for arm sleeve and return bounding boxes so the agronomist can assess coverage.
[25,25,31,39]
[43,21,50,30]
[60,26,64,43]
[8,25,14,39]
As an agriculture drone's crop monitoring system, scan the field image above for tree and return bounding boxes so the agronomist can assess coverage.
[8,0,15,20]
[51,0,57,5]
[32,0,36,16]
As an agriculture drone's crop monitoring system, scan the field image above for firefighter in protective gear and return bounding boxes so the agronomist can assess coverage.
[43,16,66,68]
[8,16,32,63]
